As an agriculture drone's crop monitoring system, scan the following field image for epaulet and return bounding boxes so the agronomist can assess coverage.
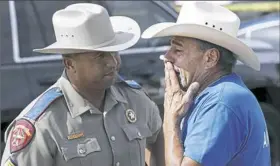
[124,80,142,89]
[124,80,154,101]
[117,74,142,89]
[23,87,63,122]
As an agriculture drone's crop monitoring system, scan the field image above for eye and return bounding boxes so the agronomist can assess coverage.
[173,48,183,54]
[175,49,181,52]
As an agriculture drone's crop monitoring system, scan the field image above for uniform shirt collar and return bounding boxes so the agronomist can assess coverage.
[58,70,127,118]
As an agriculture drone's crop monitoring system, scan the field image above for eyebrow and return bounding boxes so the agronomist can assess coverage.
[170,39,184,47]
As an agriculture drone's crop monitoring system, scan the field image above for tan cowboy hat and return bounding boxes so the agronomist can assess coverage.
[33,3,140,54]
[142,2,260,71]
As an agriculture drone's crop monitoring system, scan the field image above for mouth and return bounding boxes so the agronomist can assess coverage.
[159,55,180,72]
[173,66,188,90]
[158,55,183,85]
[174,65,180,73]
[171,65,181,79]
[174,67,181,81]
[104,70,117,76]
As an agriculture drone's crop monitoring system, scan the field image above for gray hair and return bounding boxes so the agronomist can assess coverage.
[194,38,237,72]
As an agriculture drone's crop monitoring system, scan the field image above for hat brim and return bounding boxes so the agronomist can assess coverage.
[142,22,260,71]
[33,16,140,54]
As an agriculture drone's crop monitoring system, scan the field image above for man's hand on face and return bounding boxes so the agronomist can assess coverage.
[164,62,200,124]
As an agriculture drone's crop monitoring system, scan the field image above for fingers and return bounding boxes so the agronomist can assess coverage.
[165,62,180,90]
[182,82,200,104]
[164,62,171,90]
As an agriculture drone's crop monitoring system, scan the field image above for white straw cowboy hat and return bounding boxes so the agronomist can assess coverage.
[142,2,260,71]
[33,3,140,54]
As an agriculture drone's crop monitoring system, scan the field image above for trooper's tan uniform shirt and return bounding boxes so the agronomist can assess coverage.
[1,73,162,166]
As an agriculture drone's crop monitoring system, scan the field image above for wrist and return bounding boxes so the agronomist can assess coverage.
[163,115,182,125]
[163,120,180,132]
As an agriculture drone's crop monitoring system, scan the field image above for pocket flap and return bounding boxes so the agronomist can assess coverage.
[61,137,101,161]
[122,124,152,141]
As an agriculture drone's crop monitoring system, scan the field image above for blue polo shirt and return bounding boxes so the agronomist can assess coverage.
[181,73,271,166]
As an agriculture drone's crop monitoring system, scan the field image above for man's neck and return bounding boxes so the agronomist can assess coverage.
[66,71,106,111]
[196,70,230,95]
[76,87,106,111]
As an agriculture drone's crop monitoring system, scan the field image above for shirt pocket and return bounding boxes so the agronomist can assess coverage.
[122,124,152,166]
[60,137,101,163]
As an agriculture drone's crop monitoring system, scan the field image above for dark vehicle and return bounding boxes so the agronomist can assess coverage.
[1,1,279,164]
[0,0,177,156]
[236,12,280,165]
[0,0,177,125]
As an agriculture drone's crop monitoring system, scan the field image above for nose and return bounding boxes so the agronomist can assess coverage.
[106,55,118,70]
[106,63,116,69]
[106,62,117,70]
[164,49,174,63]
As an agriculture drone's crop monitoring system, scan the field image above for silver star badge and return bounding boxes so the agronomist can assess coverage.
[125,109,137,123]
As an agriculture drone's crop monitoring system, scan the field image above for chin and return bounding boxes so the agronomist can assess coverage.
[103,75,117,88]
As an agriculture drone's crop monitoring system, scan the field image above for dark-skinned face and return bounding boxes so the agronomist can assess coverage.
[65,51,121,90]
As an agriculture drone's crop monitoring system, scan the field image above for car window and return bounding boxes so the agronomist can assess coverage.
[238,34,246,38]
[14,1,102,58]
[251,25,280,51]
[105,1,175,48]
[0,1,14,65]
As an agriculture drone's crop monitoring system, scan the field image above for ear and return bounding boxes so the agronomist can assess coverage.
[204,48,220,69]
[63,57,76,72]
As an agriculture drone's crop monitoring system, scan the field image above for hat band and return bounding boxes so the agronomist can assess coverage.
[90,35,116,49]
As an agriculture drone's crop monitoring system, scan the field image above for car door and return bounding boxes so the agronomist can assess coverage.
[0,1,33,123]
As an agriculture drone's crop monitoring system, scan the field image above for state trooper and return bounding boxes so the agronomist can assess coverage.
[1,3,162,166]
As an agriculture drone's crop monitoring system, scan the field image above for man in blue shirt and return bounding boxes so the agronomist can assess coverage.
[181,73,270,166]
[142,1,271,166]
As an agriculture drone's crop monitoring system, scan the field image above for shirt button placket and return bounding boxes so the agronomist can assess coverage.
[103,112,118,165]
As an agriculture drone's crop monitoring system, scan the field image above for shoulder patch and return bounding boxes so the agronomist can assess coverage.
[23,87,63,121]
[10,119,35,153]
[124,80,142,89]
